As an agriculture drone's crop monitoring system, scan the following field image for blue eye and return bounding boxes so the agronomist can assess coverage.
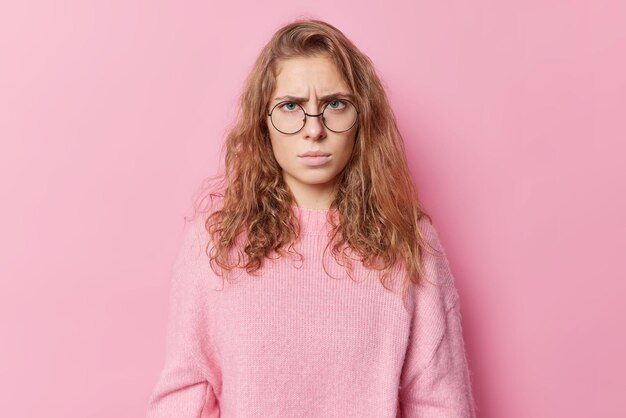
[327,100,346,110]
[280,102,299,112]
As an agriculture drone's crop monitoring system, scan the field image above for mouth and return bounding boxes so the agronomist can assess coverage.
[298,152,331,157]
[298,153,332,167]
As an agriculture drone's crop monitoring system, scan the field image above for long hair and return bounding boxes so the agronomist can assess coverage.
[191,19,441,308]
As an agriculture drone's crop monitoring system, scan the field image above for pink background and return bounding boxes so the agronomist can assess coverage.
[1,1,624,417]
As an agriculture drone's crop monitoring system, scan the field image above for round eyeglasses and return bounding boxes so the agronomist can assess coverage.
[268,99,360,135]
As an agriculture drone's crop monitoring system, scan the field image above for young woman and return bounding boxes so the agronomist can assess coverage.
[147,19,477,417]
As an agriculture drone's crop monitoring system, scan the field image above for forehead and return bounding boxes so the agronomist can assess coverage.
[272,55,350,94]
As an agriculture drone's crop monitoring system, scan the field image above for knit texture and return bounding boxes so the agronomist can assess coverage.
[146,201,477,417]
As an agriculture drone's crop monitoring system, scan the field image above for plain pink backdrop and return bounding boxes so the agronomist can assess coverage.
[1,1,624,417]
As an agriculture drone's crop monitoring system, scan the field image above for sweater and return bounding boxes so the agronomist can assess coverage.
[146,202,477,417]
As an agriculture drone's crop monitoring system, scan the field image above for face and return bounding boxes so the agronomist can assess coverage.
[267,55,357,209]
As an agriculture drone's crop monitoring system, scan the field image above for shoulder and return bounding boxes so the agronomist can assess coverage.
[175,193,225,268]
[415,216,460,311]
[168,198,227,293]
[417,216,443,252]
[183,191,226,243]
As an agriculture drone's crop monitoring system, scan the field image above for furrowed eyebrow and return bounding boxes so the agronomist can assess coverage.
[272,93,355,103]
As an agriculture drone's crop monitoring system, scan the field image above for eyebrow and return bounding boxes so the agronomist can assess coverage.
[272,92,355,103]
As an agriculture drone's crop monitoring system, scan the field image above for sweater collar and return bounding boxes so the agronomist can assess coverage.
[291,204,339,236]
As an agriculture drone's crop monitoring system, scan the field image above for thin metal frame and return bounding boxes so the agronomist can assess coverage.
[267,99,360,134]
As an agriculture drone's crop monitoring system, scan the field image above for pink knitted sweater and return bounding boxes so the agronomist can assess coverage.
[146,203,476,417]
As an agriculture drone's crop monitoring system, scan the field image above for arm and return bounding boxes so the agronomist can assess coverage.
[398,300,477,417]
[398,220,477,417]
[146,216,220,418]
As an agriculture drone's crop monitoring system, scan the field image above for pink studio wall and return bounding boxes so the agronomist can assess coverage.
[1,1,624,417]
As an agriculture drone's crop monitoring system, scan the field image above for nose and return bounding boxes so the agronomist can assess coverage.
[303,109,327,141]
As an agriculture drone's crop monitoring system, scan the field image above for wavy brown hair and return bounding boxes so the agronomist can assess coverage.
[190,19,442,308]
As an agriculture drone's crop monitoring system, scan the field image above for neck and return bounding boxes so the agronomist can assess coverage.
[285,180,337,210]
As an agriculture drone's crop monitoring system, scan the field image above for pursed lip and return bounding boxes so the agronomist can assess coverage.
[299,151,331,157]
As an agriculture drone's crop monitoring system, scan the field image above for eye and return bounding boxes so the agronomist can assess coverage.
[326,100,346,110]
[279,102,299,112]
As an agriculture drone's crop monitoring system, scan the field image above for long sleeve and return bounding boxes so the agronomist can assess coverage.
[397,220,477,417]
[146,216,221,418]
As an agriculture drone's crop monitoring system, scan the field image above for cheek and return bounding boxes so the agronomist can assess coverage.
[338,135,356,164]
[269,136,291,166]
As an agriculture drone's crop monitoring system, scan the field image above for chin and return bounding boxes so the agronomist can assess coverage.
[298,172,338,184]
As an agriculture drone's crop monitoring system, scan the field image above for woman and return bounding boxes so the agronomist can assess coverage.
[147,19,477,417]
